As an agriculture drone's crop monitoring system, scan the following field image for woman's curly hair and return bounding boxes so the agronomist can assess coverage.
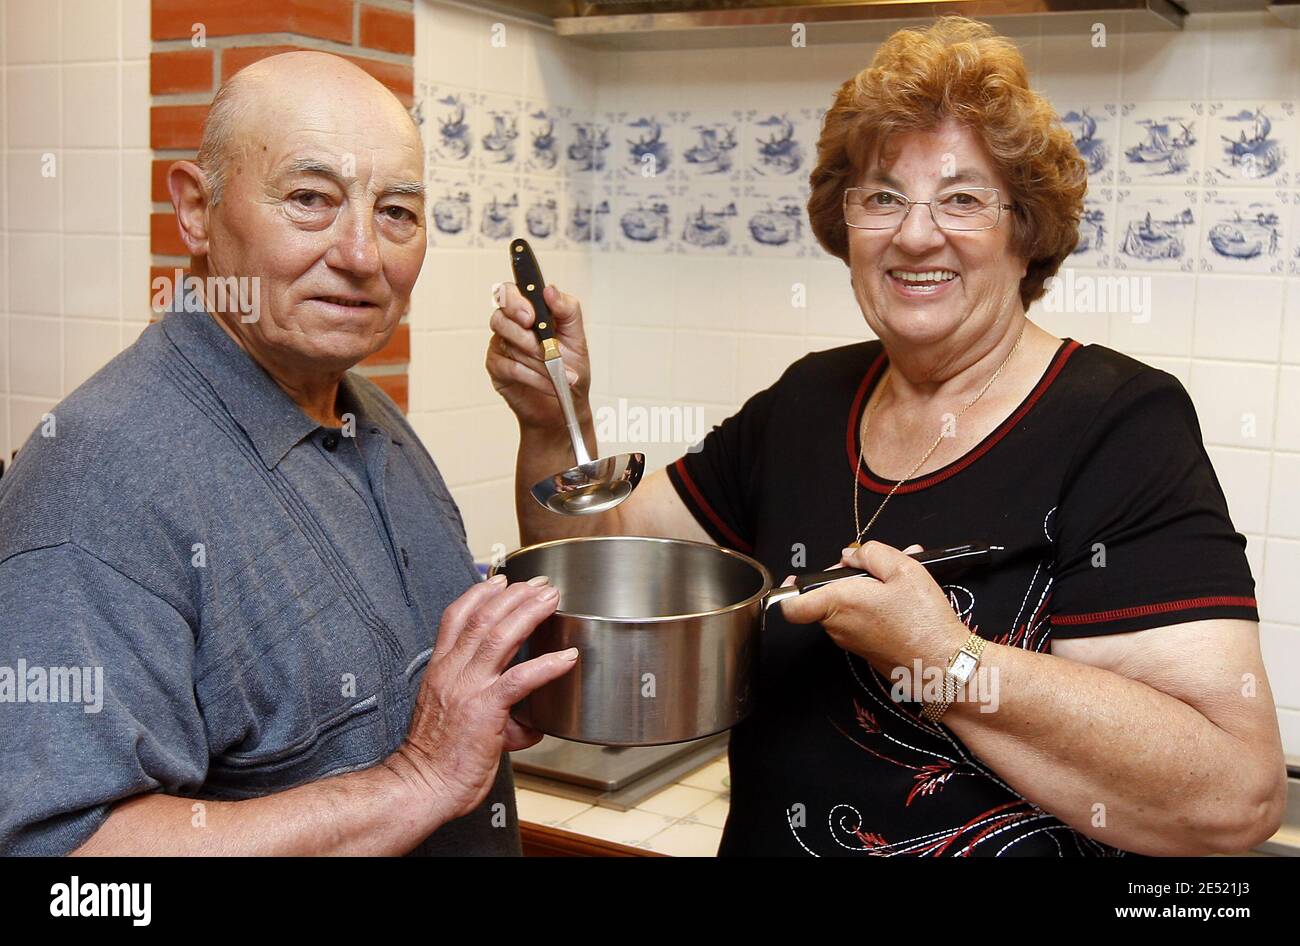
[807,16,1088,309]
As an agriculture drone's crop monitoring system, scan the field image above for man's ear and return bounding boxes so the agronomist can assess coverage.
[168,160,211,256]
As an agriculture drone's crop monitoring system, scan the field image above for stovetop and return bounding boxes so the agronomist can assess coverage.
[511,733,729,810]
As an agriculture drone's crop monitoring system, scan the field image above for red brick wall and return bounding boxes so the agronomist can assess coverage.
[149,0,416,411]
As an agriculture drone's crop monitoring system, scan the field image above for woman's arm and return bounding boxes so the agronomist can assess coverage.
[779,541,1287,856]
[944,617,1286,855]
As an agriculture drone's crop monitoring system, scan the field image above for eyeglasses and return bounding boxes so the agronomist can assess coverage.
[843,186,1014,232]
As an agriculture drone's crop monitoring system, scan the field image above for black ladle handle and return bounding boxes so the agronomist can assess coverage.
[763,544,1003,610]
[796,543,1002,592]
[508,237,592,469]
[509,238,558,354]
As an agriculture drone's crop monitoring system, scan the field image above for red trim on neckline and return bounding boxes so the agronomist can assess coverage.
[846,338,1081,495]
[671,458,753,553]
[1052,595,1257,626]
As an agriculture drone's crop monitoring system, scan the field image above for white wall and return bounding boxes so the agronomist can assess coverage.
[414,3,1300,757]
[1,0,153,466]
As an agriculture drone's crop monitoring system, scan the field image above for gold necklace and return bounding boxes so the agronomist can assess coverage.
[850,325,1026,548]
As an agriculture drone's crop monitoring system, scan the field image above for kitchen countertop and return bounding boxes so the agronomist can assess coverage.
[518,753,1300,857]
[516,753,731,856]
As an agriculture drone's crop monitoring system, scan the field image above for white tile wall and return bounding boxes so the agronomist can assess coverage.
[1193,276,1283,362]
[1207,445,1271,535]
[1283,281,1300,363]
[1270,452,1300,537]
[1277,366,1300,451]
[1,0,152,463]
[414,4,1300,759]
[1189,360,1278,448]
[1108,273,1195,354]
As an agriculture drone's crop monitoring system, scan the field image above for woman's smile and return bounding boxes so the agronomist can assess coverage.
[886,268,961,299]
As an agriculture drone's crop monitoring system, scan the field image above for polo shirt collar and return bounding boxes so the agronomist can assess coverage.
[161,304,332,469]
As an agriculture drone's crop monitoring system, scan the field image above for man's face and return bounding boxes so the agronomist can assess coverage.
[204,91,426,373]
[847,118,1027,350]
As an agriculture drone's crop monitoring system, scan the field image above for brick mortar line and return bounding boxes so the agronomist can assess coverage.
[151,37,416,106]
[150,93,215,106]
[6,146,154,153]
[7,226,151,237]
[150,34,413,66]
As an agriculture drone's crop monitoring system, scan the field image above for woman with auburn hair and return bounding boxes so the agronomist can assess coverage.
[488,16,1285,856]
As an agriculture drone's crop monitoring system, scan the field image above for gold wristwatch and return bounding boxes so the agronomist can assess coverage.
[921,633,986,723]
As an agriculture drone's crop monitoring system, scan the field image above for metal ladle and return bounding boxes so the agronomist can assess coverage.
[510,238,645,516]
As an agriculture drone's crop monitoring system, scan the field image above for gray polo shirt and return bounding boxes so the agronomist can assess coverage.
[0,306,520,856]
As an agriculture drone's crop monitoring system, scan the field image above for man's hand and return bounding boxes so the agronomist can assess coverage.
[486,281,592,432]
[389,574,577,821]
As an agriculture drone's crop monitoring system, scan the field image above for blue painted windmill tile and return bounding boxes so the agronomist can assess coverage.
[1205,101,1294,187]
[1119,102,1205,186]
[678,112,743,181]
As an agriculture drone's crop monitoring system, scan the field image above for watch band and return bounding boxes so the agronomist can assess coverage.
[921,633,986,723]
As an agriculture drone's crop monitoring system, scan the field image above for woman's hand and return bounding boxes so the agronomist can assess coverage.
[486,281,592,432]
[777,541,968,671]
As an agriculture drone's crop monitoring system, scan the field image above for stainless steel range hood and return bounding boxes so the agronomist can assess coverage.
[466,0,1198,48]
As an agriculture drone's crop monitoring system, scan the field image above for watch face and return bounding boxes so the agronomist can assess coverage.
[951,652,978,683]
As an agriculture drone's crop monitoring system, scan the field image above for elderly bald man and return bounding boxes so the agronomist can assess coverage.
[0,52,574,856]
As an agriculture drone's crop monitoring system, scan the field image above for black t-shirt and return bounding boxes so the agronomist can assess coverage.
[667,337,1258,857]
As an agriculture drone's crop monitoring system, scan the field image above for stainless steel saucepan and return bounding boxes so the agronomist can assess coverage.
[492,535,998,747]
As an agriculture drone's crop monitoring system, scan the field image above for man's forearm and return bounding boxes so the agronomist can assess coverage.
[71,752,449,856]
[938,637,1279,855]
